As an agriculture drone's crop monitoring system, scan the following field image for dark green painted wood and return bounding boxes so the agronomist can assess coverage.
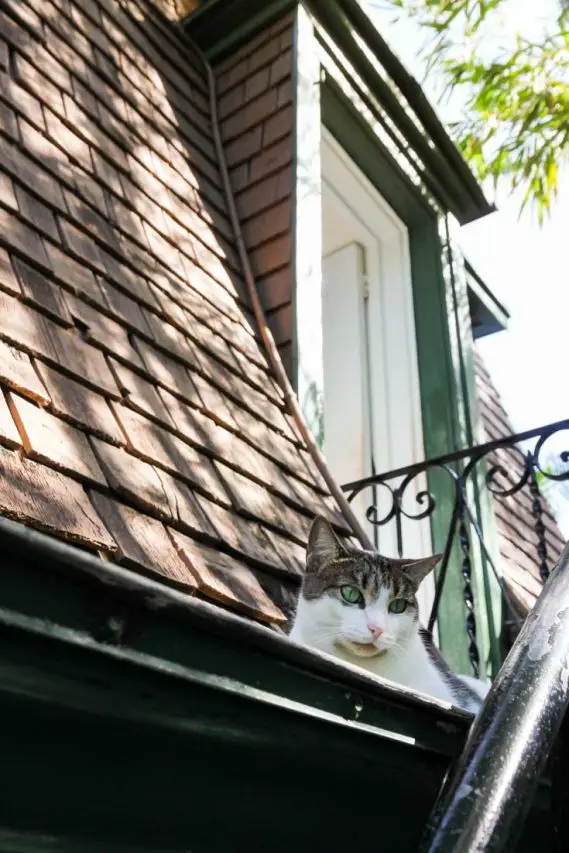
[467,259,510,340]
[0,521,551,852]
[0,833,181,853]
[321,79,475,672]
[308,0,492,225]
[0,518,469,754]
[184,0,295,60]
[0,692,446,852]
[442,223,503,677]
[0,522,454,851]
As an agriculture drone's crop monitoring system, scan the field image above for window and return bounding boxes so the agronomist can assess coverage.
[320,129,435,618]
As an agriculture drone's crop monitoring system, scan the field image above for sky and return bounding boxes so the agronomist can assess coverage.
[365,0,569,529]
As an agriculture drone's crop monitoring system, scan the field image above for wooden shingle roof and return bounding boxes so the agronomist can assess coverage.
[474,347,565,617]
[0,0,352,630]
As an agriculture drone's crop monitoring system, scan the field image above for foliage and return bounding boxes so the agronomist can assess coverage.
[377,0,569,221]
[534,451,569,496]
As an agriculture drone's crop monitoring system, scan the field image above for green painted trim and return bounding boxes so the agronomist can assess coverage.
[0,622,451,851]
[321,78,487,673]
[0,520,550,849]
[0,516,466,745]
[306,0,493,225]
[184,0,296,61]
[0,833,182,853]
[0,518,482,852]
[443,218,502,677]
[466,259,510,339]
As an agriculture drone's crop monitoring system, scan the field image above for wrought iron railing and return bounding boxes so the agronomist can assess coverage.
[342,418,569,676]
[420,542,569,852]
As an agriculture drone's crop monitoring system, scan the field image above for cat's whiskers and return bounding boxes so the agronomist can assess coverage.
[310,627,344,645]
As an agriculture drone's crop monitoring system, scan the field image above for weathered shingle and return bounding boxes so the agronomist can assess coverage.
[0,444,116,550]
[0,0,349,630]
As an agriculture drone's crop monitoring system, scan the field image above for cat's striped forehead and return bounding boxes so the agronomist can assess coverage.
[303,552,417,601]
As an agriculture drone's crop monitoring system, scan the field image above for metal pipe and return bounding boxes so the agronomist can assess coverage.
[419,541,569,852]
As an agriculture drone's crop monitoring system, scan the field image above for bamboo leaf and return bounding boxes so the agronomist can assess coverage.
[372,0,569,220]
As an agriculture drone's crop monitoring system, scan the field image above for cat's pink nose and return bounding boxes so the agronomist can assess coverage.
[367,624,384,639]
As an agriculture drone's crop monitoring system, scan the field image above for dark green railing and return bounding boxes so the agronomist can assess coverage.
[343,418,569,676]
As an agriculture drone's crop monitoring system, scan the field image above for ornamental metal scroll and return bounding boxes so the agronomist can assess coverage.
[342,418,569,675]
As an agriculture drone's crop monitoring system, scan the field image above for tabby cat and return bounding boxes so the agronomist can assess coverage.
[289,516,489,713]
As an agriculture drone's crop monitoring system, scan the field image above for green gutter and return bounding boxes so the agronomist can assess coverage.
[0,518,469,746]
[0,519,552,851]
[0,517,470,850]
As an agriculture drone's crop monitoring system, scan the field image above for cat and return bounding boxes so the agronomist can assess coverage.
[289,516,490,714]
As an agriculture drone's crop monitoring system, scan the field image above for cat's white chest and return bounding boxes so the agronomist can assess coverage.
[345,636,454,703]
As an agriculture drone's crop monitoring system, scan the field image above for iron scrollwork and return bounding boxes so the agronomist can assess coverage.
[342,418,569,674]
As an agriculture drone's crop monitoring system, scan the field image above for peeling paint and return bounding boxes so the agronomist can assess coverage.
[561,661,569,694]
[527,622,554,663]
[528,607,569,663]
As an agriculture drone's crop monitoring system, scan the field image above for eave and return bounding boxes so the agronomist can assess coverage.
[184,0,495,226]
[466,259,510,339]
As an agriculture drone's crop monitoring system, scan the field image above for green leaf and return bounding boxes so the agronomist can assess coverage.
[374,0,569,221]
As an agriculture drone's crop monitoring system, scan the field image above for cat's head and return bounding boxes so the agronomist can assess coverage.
[299,516,441,658]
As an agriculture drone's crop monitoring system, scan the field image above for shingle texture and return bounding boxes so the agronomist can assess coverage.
[474,347,565,618]
[215,13,295,377]
[0,0,351,628]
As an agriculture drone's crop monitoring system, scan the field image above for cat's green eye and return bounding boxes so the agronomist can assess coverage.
[340,585,363,605]
[389,598,408,614]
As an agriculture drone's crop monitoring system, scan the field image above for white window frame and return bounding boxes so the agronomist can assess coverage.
[321,128,435,619]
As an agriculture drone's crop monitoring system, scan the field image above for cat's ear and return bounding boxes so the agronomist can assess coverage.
[306,516,345,570]
[400,554,442,587]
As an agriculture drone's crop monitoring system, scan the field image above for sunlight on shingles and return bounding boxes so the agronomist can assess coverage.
[22,0,234,309]
[191,244,234,292]
[139,195,170,233]
[18,124,67,175]
[234,477,268,516]
[154,156,180,186]
[187,217,219,255]
[142,74,179,125]
[145,146,172,182]
[120,1,146,22]
[167,148,197,185]
[113,46,178,132]
[102,15,130,52]
[166,159,195,197]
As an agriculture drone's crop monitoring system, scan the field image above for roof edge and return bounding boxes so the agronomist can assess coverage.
[184,0,495,224]
[320,0,495,225]
[183,0,295,61]
[0,516,471,740]
[466,259,510,339]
